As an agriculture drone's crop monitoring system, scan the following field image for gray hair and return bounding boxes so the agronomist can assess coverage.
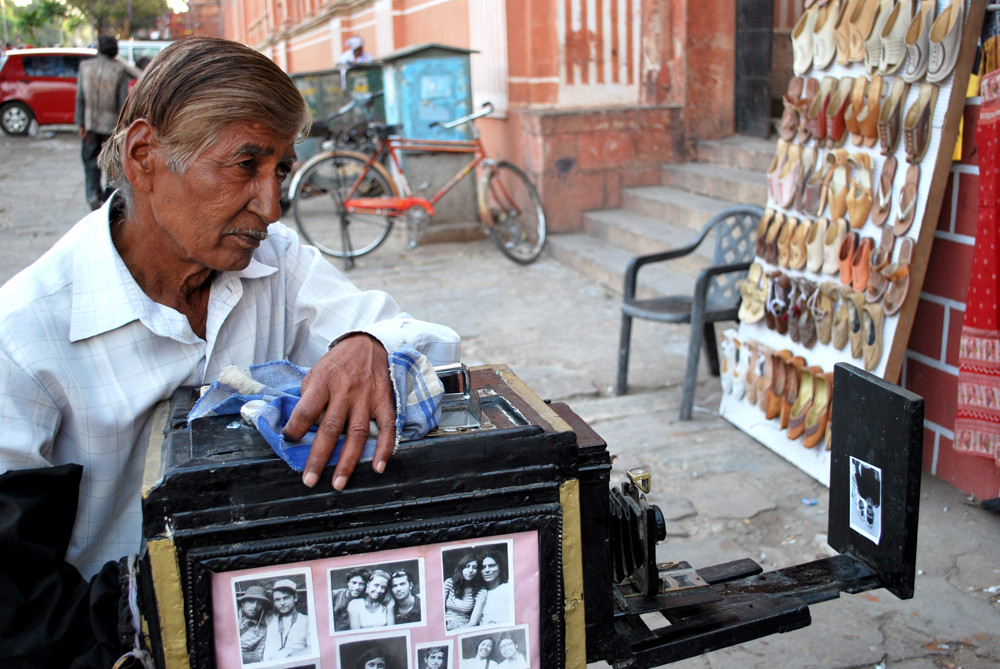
[100,36,310,212]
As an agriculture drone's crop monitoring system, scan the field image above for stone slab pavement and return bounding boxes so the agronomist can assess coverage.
[1,128,999,668]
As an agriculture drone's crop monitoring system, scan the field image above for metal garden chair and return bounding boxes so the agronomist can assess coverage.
[615,204,764,420]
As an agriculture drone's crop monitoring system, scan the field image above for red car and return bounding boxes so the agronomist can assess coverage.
[0,47,140,136]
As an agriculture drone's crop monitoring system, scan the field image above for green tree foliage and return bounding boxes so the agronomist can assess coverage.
[63,0,170,35]
[11,0,66,43]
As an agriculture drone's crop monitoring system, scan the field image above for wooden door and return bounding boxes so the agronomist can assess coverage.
[735,0,774,137]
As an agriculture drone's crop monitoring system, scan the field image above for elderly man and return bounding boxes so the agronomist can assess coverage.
[0,36,458,666]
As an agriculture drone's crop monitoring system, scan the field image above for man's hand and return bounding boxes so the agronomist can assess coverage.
[282,333,395,490]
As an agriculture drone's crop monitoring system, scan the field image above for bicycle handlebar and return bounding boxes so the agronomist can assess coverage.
[328,90,385,123]
[429,102,494,130]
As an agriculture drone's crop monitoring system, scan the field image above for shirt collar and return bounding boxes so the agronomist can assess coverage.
[69,197,277,342]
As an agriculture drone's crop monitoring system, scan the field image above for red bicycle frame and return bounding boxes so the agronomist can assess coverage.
[344,134,489,219]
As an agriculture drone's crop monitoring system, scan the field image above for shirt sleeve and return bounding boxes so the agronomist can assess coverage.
[0,345,59,472]
[277,225,461,366]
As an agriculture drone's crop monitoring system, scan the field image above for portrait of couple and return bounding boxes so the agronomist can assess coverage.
[330,559,424,633]
[234,574,316,665]
[459,627,529,669]
[442,542,514,632]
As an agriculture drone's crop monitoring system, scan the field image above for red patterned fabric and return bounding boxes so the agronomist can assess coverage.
[954,68,1000,466]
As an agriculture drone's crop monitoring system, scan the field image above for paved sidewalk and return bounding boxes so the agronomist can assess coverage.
[2,128,999,668]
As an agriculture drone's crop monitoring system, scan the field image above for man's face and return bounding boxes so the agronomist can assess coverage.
[142,121,297,274]
[425,651,444,669]
[391,575,410,601]
[499,639,517,658]
[347,575,366,598]
[240,598,262,618]
[363,657,386,669]
[273,589,297,615]
[481,557,499,584]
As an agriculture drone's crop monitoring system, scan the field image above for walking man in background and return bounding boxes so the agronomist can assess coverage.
[75,35,130,210]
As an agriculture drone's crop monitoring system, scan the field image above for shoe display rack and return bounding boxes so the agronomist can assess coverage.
[719,0,986,485]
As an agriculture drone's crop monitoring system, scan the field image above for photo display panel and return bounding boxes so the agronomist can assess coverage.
[211,531,540,669]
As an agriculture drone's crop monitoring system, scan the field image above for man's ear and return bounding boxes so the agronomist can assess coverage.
[122,119,158,193]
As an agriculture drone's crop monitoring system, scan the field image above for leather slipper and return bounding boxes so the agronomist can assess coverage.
[894,163,920,236]
[866,226,895,303]
[870,154,897,226]
[754,208,776,258]
[878,0,911,75]
[846,289,866,359]
[845,75,869,145]
[766,139,790,204]
[838,229,859,286]
[802,370,833,449]
[764,212,785,265]
[832,285,852,350]
[851,235,874,293]
[847,152,874,228]
[797,77,821,143]
[849,0,881,63]
[862,303,885,371]
[877,77,909,155]
[826,76,857,147]
[738,263,767,324]
[903,82,939,164]
[793,6,819,75]
[811,281,841,345]
[857,74,884,148]
[808,76,837,143]
[927,0,964,83]
[835,0,863,65]
[790,218,812,270]
[780,77,806,141]
[787,365,819,440]
[822,217,847,275]
[824,148,851,220]
[883,236,914,315]
[778,216,799,268]
[806,216,829,273]
[902,0,936,83]
[813,0,840,71]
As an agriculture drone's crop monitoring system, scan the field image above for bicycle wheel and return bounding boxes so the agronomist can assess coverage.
[290,151,397,259]
[482,161,547,264]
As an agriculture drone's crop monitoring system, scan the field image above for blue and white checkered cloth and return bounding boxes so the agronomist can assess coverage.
[187,345,444,471]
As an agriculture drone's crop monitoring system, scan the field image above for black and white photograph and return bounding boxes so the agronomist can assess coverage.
[849,456,883,545]
[337,632,410,669]
[457,626,529,669]
[441,541,514,632]
[328,558,425,634]
[232,569,319,666]
[415,641,452,669]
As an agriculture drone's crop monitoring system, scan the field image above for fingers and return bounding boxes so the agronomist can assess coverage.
[289,334,395,490]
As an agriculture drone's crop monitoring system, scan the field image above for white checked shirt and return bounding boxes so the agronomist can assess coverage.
[0,204,460,578]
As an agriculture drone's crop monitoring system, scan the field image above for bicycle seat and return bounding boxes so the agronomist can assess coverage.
[371,123,401,139]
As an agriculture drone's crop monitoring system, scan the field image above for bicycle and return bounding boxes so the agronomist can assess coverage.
[288,94,547,267]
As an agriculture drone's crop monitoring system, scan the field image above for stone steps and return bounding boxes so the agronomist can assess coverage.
[549,135,772,298]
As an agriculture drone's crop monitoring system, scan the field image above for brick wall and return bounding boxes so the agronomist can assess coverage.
[512,106,685,233]
[905,101,1000,500]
